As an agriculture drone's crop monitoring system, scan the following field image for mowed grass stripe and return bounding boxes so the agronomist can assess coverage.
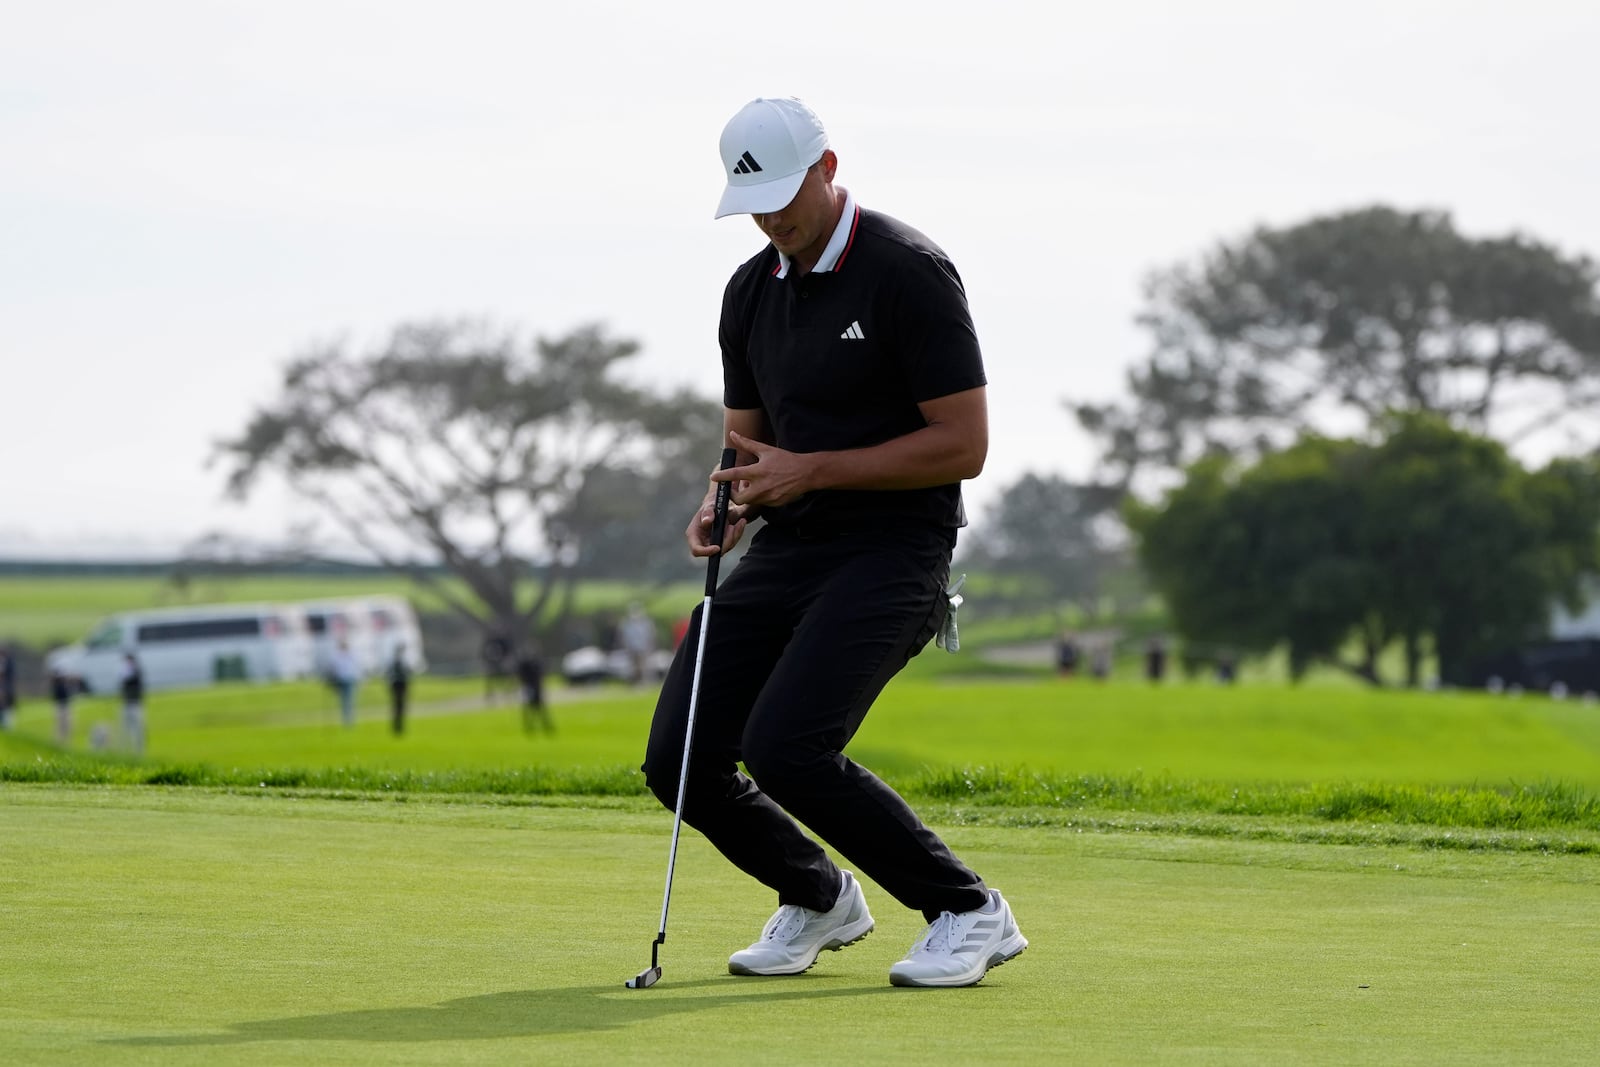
[10,678,1600,786]
[850,678,1600,786]
[4,678,1600,840]
[2,786,1598,1066]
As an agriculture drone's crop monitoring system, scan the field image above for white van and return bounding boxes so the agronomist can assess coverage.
[302,595,427,678]
[47,602,318,694]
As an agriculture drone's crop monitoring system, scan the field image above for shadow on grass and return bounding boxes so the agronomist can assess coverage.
[105,977,914,1047]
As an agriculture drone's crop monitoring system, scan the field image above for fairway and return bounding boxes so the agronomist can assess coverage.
[3,786,1598,1066]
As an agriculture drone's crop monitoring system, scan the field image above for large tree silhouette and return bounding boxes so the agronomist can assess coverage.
[1075,207,1600,485]
[214,320,720,643]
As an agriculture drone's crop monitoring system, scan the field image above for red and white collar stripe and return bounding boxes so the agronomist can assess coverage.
[773,189,860,279]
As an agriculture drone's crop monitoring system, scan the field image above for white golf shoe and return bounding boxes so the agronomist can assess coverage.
[728,870,875,976]
[888,889,1028,988]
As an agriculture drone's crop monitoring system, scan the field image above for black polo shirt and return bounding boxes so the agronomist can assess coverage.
[719,201,987,534]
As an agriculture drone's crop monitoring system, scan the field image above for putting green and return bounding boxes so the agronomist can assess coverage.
[2,785,1597,1065]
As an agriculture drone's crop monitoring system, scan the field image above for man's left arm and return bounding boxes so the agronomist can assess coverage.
[722,386,987,509]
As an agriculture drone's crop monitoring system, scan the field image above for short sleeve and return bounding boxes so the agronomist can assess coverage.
[720,271,763,410]
[889,250,987,404]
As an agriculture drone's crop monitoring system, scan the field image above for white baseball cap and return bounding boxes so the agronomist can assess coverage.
[714,97,830,219]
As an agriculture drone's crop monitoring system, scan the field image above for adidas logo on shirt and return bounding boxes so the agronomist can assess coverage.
[840,320,866,340]
[732,151,763,175]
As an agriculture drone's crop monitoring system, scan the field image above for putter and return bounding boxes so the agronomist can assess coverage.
[627,446,738,990]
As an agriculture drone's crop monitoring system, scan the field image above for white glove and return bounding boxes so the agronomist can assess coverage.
[935,573,966,654]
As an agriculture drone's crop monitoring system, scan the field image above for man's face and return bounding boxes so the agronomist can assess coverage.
[752,150,838,263]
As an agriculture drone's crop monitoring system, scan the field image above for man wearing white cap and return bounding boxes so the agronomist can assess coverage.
[642,97,1027,988]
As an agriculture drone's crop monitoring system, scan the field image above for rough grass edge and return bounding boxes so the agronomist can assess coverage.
[5,751,1598,850]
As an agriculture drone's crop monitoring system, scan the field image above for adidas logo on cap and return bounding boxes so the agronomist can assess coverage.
[715,97,829,219]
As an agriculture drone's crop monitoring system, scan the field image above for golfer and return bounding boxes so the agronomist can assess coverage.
[642,97,1027,988]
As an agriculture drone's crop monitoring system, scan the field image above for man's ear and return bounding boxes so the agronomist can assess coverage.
[818,149,838,182]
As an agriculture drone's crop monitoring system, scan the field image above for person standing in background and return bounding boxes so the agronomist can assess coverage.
[617,603,658,685]
[329,639,359,728]
[517,644,552,734]
[1145,637,1167,683]
[120,652,145,754]
[387,645,411,735]
[50,669,74,744]
[1055,632,1080,677]
[1089,640,1113,681]
[0,647,16,730]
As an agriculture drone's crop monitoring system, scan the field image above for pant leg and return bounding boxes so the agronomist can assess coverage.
[643,526,988,918]
[739,530,989,920]
[643,530,843,911]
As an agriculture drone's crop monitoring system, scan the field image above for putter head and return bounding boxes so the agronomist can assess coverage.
[625,966,662,990]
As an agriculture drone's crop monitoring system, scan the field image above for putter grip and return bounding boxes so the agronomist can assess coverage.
[704,448,737,594]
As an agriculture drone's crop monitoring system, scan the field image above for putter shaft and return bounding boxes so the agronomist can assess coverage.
[626,448,737,989]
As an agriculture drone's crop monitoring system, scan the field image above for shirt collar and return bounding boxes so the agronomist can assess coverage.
[773,188,858,279]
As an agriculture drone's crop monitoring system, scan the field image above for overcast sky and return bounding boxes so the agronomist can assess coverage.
[4,1,1597,559]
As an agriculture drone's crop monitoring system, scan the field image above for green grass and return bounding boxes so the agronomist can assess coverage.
[4,786,1599,1066]
[5,671,1600,1062]
[4,676,1600,849]
[13,672,1600,788]
[853,677,1600,785]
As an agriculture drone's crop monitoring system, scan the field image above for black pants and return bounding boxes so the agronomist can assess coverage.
[390,682,407,734]
[642,524,988,921]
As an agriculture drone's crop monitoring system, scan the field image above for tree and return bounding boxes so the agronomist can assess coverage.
[1127,415,1600,686]
[1360,420,1600,685]
[1127,439,1378,681]
[960,473,1129,615]
[213,319,722,646]
[1075,207,1600,485]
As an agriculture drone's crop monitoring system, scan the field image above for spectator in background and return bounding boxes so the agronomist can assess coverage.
[120,652,145,754]
[595,613,619,657]
[387,645,411,735]
[329,639,359,728]
[617,602,657,685]
[50,669,74,744]
[1055,632,1080,677]
[1089,640,1113,682]
[516,644,552,734]
[1145,637,1167,684]
[0,646,15,730]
